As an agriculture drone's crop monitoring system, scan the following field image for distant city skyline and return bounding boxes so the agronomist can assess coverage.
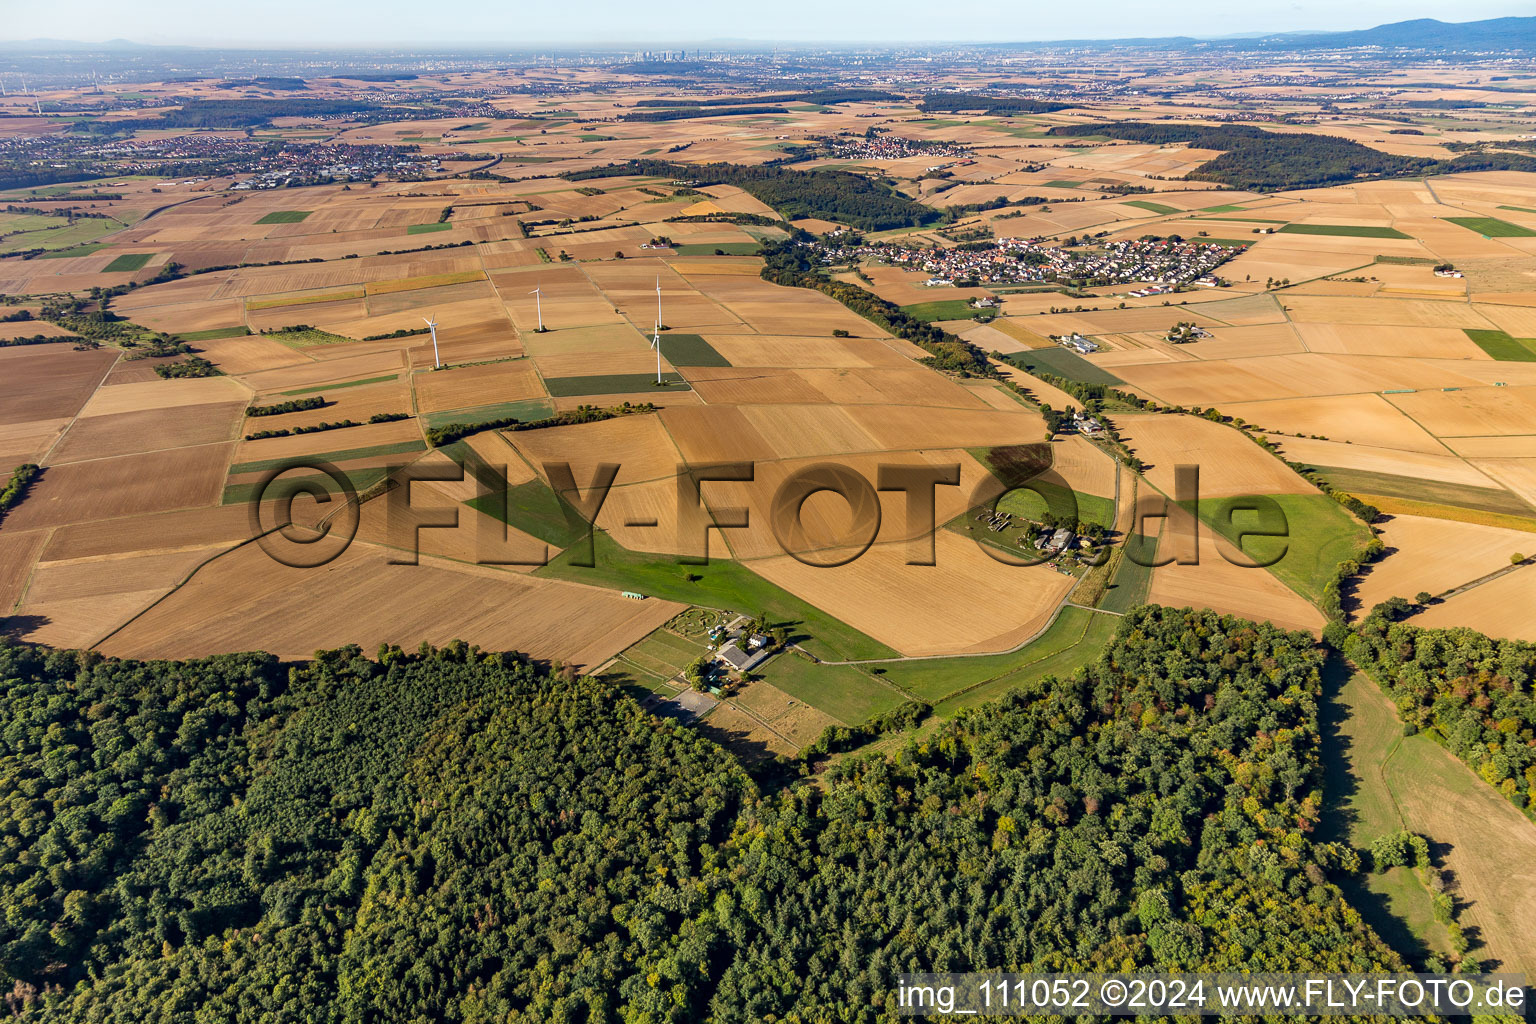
[5,1,1534,48]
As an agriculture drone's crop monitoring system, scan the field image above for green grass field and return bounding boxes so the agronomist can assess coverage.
[1098,532,1158,614]
[899,299,982,322]
[256,210,312,225]
[407,222,454,234]
[756,654,907,725]
[228,439,427,477]
[421,397,554,430]
[1197,238,1257,248]
[181,326,253,342]
[1198,203,1252,213]
[0,214,121,256]
[221,466,392,505]
[1278,224,1412,239]
[1308,464,1534,517]
[278,374,399,396]
[542,372,688,397]
[669,242,764,256]
[103,252,153,272]
[997,485,1116,530]
[617,629,708,681]
[658,333,731,367]
[1497,205,1536,216]
[1445,216,1536,238]
[1194,493,1371,605]
[35,241,111,259]
[1002,348,1124,387]
[466,478,588,548]
[1045,179,1084,188]
[1318,665,1455,965]
[900,607,1120,714]
[536,532,898,662]
[1123,199,1180,215]
[1464,328,1536,362]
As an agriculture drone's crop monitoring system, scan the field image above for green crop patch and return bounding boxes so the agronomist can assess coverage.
[38,243,109,259]
[227,440,427,477]
[658,333,730,367]
[1123,199,1180,215]
[1445,216,1536,238]
[407,222,454,234]
[543,373,688,397]
[1045,179,1084,188]
[1308,464,1535,517]
[421,398,554,431]
[1002,347,1124,387]
[899,299,982,323]
[102,252,153,272]
[256,210,313,224]
[537,533,896,662]
[280,374,401,396]
[1277,223,1411,239]
[756,655,905,725]
[668,242,763,256]
[1464,328,1536,362]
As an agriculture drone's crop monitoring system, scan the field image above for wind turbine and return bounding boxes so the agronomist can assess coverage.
[650,322,663,385]
[530,285,544,331]
[423,314,441,369]
[655,276,662,331]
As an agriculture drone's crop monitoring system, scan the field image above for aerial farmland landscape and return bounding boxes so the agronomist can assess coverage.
[2,4,1536,1019]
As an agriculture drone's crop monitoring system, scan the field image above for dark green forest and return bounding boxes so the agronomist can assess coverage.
[1047,122,1536,191]
[1342,618,1536,818]
[0,607,1406,1021]
[568,160,939,231]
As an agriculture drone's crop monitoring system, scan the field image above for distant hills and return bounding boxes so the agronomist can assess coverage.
[4,15,1536,54]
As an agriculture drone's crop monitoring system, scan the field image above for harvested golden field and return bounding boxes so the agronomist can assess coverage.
[1469,458,1536,507]
[0,531,48,613]
[1295,322,1488,359]
[683,366,833,405]
[739,405,880,460]
[98,542,683,667]
[1112,413,1317,498]
[0,345,118,426]
[1225,394,1449,454]
[1274,436,1494,487]
[702,333,913,369]
[197,335,312,374]
[13,545,232,649]
[749,530,1075,657]
[412,359,546,414]
[1049,435,1118,498]
[1353,514,1534,613]
[40,504,253,562]
[1148,530,1325,633]
[1282,294,1494,329]
[1384,387,1536,438]
[845,405,1044,450]
[47,403,245,464]
[1412,566,1536,642]
[510,412,683,485]
[2,443,233,531]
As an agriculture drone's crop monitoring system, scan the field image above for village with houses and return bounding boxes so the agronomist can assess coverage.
[811,233,1241,291]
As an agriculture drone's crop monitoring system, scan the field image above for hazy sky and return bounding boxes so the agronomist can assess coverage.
[5,0,1532,46]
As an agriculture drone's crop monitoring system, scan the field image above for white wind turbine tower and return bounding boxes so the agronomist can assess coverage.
[655,276,662,330]
[423,314,441,369]
[650,322,663,385]
[530,285,544,331]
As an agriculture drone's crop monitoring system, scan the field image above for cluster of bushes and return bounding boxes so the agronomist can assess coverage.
[244,411,409,440]
[245,395,326,417]
[361,326,431,341]
[797,699,930,765]
[428,402,658,448]
[0,334,77,347]
[0,463,40,524]
[153,356,220,378]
